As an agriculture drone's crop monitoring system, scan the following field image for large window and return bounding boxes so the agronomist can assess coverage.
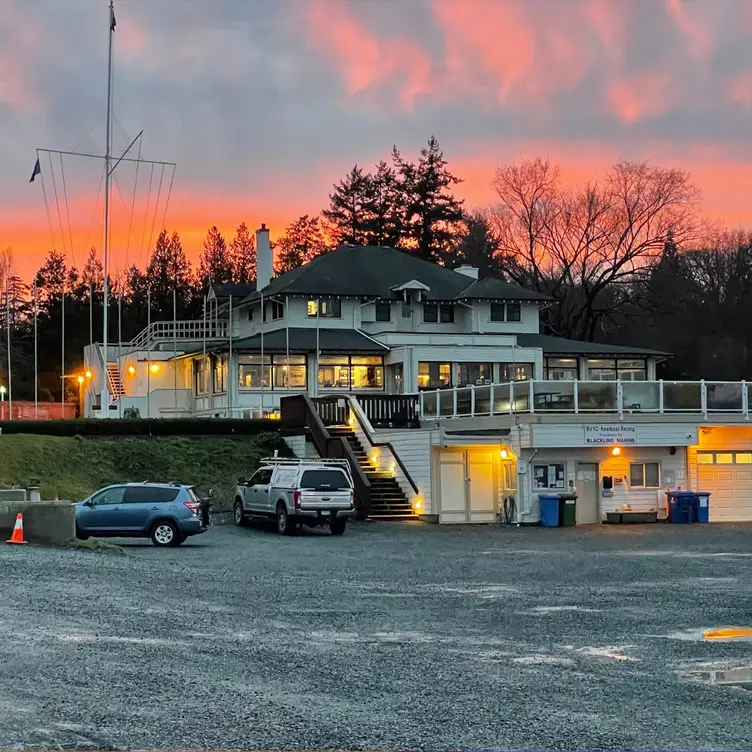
[490,303,522,322]
[500,363,534,382]
[418,362,452,390]
[375,301,391,322]
[423,303,454,323]
[318,355,384,390]
[238,355,306,389]
[307,297,341,318]
[457,363,493,386]
[193,358,209,395]
[586,358,647,381]
[544,358,579,380]
[213,356,227,394]
[629,462,660,488]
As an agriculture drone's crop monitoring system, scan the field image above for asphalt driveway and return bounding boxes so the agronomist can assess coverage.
[1,521,751,750]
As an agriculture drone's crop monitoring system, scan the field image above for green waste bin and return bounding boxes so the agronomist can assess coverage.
[558,493,578,527]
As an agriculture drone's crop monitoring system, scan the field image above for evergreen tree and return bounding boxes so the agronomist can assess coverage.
[322,166,372,245]
[444,211,510,278]
[81,247,104,290]
[146,230,194,318]
[364,160,405,247]
[231,222,256,283]
[275,215,326,274]
[198,225,233,286]
[394,135,464,263]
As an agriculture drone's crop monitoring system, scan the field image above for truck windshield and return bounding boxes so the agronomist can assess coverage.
[300,469,350,491]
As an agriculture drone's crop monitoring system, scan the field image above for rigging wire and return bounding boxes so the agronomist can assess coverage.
[122,139,143,273]
[59,153,77,269]
[47,151,69,260]
[138,163,155,270]
[146,164,166,261]
[83,164,106,253]
[70,113,105,155]
[158,164,177,239]
[37,152,59,255]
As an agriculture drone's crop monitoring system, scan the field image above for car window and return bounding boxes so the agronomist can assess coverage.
[299,469,350,491]
[123,486,180,504]
[93,486,127,505]
[254,469,273,486]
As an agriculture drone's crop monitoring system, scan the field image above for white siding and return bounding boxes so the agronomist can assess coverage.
[522,446,685,521]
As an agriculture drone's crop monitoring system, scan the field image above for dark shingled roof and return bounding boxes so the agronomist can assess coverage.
[221,328,388,353]
[210,283,256,300]
[243,245,550,303]
[516,334,670,357]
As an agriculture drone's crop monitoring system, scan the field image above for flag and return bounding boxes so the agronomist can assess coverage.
[110,6,116,32]
[29,158,41,183]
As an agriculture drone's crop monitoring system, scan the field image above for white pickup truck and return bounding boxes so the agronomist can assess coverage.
[233,458,356,535]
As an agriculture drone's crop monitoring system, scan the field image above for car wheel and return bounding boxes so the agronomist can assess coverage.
[330,517,347,536]
[233,499,247,527]
[151,520,180,547]
[75,525,89,541]
[276,504,296,536]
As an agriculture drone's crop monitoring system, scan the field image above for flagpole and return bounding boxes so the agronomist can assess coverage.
[146,287,151,418]
[117,292,123,418]
[315,297,320,398]
[228,294,233,418]
[173,287,177,412]
[6,275,11,421]
[285,314,290,393]
[202,294,206,357]
[61,284,65,416]
[33,279,38,420]
[101,0,115,418]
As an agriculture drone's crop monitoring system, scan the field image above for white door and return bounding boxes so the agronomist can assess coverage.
[697,451,752,521]
[576,462,600,524]
[468,450,497,523]
[439,451,468,523]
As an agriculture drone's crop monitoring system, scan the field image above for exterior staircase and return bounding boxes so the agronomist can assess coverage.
[328,426,415,519]
[106,364,125,402]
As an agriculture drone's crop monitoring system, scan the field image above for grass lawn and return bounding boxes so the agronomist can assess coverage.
[0,432,290,507]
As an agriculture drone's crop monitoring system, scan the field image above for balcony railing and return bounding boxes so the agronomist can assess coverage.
[418,380,752,420]
[130,320,228,351]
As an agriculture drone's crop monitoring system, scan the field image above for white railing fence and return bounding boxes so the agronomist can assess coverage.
[418,380,751,420]
[130,320,228,351]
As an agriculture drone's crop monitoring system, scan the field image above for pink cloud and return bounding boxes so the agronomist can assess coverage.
[305,0,434,109]
[665,0,713,60]
[607,73,674,124]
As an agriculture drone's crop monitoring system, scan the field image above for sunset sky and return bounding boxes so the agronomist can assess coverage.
[3,0,752,279]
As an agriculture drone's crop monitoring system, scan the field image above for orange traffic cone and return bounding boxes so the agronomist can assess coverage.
[7,513,27,544]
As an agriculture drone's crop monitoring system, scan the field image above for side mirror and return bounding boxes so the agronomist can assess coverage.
[208,488,215,498]
[238,477,245,485]
[83,499,92,507]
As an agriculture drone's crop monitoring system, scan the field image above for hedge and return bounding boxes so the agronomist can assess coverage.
[0,418,281,437]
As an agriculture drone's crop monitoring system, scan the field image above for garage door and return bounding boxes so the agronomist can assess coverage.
[437,448,499,524]
[697,451,752,522]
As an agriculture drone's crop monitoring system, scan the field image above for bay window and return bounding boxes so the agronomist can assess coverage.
[457,363,492,386]
[318,355,384,390]
[418,362,452,390]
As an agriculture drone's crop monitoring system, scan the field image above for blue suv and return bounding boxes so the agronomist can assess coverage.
[75,483,207,546]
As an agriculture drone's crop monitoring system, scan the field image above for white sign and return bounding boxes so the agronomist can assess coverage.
[584,425,637,445]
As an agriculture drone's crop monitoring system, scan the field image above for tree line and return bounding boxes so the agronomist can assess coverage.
[1,135,749,401]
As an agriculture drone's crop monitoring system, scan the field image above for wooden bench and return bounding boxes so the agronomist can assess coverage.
[605,511,658,524]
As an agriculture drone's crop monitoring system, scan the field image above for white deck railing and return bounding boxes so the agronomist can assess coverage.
[418,380,751,420]
[130,320,228,351]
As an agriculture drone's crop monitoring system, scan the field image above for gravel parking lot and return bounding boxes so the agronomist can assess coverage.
[2,520,752,750]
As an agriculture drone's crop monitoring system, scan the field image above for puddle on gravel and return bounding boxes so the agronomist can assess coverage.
[688,667,752,690]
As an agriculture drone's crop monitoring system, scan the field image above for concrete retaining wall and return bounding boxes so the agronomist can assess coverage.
[0,500,75,544]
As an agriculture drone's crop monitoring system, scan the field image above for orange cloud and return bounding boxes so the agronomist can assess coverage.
[305,0,434,109]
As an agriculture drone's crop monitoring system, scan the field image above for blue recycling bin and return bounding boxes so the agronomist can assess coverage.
[539,494,561,527]
[694,492,710,523]
[667,491,694,524]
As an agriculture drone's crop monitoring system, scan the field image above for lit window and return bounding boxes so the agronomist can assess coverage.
[544,358,578,381]
[307,297,341,318]
[418,362,452,390]
[715,453,734,465]
[457,363,492,386]
[500,363,533,382]
[317,355,384,390]
[587,359,617,381]
[696,452,714,464]
[533,463,565,490]
[736,453,752,464]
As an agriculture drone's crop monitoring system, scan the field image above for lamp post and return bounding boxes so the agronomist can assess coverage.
[0,385,5,420]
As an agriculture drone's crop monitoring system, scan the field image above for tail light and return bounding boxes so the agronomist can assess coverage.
[293,490,302,509]
[183,501,199,516]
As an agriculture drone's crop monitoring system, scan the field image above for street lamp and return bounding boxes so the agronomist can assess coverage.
[0,385,5,421]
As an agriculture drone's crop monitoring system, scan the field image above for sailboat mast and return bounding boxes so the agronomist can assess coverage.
[101,0,114,416]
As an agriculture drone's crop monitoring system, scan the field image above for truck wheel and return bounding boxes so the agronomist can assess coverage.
[276,504,296,536]
[233,499,247,527]
[330,518,347,536]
